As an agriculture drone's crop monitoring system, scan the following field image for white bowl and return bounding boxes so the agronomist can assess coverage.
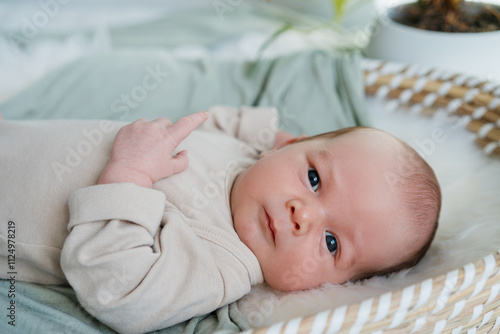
[364,1,500,82]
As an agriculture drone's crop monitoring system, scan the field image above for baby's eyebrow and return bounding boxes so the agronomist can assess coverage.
[316,149,334,183]
[318,148,333,164]
[316,147,336,179]
[343,244,356,268]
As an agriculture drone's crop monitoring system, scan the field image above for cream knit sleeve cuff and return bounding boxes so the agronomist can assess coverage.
[68,183,166,236]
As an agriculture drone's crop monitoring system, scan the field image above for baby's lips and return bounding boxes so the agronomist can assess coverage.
[266,210,277,244]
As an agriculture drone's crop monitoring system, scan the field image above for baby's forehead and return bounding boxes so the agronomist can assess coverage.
[323,129,403,157]
[342,128,399,144]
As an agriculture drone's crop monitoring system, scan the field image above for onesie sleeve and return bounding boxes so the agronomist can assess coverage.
[199,105,279,152]
[60,183,243,334]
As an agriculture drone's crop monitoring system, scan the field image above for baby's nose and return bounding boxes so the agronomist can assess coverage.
[286,199,323,236]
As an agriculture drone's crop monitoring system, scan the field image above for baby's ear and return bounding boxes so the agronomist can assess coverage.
[259,134,307,159]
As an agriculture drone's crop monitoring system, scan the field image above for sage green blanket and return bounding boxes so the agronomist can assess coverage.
[0,3,369,334]
[0,48,368,135]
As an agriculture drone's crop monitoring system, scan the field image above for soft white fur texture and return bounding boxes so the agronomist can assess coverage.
[237,97,500,328]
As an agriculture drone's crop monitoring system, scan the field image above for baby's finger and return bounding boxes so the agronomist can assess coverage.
[168,111,209,145]
[169,150,189,175]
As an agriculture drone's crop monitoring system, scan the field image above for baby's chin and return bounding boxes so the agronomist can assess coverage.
[262,270,329,293]
[264,278,303,293]
[264,279,332,293]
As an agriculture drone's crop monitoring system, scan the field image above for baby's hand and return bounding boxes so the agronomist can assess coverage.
[98,111,209,188]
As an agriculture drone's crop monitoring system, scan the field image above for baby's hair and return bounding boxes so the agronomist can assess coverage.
[293,127,441,281]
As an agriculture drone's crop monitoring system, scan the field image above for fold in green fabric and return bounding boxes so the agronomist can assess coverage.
[0,48,369,135]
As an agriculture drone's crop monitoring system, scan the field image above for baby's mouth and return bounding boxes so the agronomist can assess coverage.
[265,209,276,244]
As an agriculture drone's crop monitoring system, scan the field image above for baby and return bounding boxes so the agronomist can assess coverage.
[232,126,440,292]
[0,106,440,333]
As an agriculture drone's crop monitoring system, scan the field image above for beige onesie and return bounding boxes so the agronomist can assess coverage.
[0,106,278,333]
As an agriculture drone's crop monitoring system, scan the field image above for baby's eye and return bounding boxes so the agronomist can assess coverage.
[308,168,320,191]
[325,231,338,255]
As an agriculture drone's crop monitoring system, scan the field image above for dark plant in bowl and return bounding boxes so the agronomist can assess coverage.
[390,0,500,32]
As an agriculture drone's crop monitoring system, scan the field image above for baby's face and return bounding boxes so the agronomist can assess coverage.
[231,130,415,291]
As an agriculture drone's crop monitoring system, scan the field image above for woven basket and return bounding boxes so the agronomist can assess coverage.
[242,60,500,334]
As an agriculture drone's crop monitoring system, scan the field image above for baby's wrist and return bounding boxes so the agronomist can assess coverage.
[98,163,153,189]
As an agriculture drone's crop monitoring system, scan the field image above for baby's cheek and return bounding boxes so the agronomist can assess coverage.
[271,253,328,292]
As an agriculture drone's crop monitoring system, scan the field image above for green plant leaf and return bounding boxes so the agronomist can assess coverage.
[332,0,349,23]
[246,22,294,77]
